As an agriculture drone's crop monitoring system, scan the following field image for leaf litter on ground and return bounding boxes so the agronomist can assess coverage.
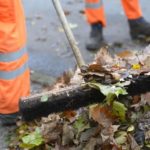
[8,45,150,150]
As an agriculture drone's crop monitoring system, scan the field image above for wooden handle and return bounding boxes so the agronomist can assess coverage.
[52,0,85,68]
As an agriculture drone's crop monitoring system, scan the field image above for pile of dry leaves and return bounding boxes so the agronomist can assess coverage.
[8,45,150,150]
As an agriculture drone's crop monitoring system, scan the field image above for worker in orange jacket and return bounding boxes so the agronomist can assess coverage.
[85,0,150,50]
[0,1,30,125]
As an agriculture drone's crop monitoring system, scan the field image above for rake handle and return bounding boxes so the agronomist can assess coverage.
[52,0,85,68]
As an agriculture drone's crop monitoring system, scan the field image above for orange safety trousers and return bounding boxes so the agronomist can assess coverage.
[85,0,143,26]
[0,0,30,114]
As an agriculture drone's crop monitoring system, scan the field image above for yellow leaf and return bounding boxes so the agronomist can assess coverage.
[127,125,135,132]
[132,64,141,70]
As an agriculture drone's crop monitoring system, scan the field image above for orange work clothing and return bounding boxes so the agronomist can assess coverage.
[0,0,30,114]
[85,0,143,26]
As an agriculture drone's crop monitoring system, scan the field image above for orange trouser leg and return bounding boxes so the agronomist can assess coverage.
[85,0,106,26]
[121,0,142,19]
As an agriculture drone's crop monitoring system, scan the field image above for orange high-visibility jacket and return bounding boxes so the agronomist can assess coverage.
[85,0,142,26]
[0,0,30,114]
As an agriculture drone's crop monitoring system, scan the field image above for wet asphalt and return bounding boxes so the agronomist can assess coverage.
[23,0,150,77]
[0,0,150,149]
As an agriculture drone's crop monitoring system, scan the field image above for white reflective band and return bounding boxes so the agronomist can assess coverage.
[85,0,103,9]
[0,62,28,80]
[0,47,27,62]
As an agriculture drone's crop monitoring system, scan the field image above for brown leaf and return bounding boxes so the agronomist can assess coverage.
[41,114,60,123]
[143,56,150,68]
[111,72,121,81]
[80,127,99,142]
[90,105,114,131]
[116,50,135,59]
[62,110,77,122]
[41,121,63,143]
[56,70,74,85]
[88,64,108,73]
[83,137,100,150]
[141,92,150,105]
[63,10,70,16]
[145,130,150,141]
[101,138,122,150]
[132,95,141,104]
[79,10,85,14]
[95,46,113,66]
[62,123,75,146]
[127,134,141,150]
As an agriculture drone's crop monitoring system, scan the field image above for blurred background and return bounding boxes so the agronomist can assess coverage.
[23,0,149,81]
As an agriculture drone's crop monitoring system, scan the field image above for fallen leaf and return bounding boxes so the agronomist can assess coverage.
[117,50,135,59]
[127,125,135,132]
[63,10,70,16]
[90,104,115,135]
[79,10,85,14]
[112,101,127,122]
[83,137,98,150]
[143,56,150,68]
[141,92,150,105]
[62,110,77,122]
[132,64,141,70]
[88,82,127,97]
[80,127,98,142]
[41,95,48,102]
[41,119,62,143]
[88,63,107,73]
[127,134,141,150]
[132,95,141,104]
[73,115,90,134]
[145,130,150,141]
[95,46,113,66]
[101,138,122,150]
[62,123,75,146]
[21,127,44,149]
[115,131,127,145]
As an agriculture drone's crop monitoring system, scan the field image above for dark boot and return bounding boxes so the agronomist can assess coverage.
[129,17,150,40]
[0,113,18,126]
[86,23,105,51]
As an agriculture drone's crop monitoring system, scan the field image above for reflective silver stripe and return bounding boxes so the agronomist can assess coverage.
[0,62,28,80]
[85,0,103,9]
[0,47,27,62]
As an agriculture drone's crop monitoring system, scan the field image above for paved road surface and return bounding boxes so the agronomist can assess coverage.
[23,0,150,77]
